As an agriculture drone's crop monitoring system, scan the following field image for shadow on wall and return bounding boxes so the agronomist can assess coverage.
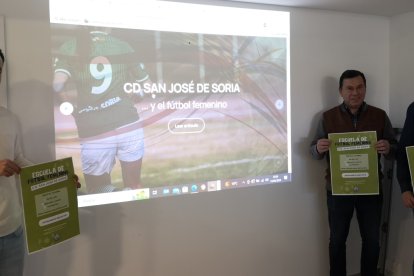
[292,75,346,274]
[8,80,55,163]
[322,75,341,109]
[79,204,123,276]
[295,75,338,194]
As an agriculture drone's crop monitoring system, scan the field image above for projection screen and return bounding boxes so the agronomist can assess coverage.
[49,0,291,207]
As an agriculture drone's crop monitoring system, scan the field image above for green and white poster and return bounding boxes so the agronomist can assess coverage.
[406,146,414,190]
[328,131,379,195]
[19,157,80,254]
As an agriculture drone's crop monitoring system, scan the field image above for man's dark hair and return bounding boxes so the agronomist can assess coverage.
[339,69,366,89]
[0,49,4,63]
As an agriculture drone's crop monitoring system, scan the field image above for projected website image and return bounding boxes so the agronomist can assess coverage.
[52,26,289,205]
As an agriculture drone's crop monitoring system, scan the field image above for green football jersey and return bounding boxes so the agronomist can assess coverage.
[54,31,149,138]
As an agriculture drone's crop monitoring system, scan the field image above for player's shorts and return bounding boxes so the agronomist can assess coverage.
[80,127,144,175]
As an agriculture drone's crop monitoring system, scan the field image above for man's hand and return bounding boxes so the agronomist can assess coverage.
[73,174,81,189]
[375,139,390,155]
[0,159,21,177]
[316,138,331,154]
[401,191,414,209]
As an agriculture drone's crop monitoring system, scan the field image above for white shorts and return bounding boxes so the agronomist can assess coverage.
[80,128,144,175]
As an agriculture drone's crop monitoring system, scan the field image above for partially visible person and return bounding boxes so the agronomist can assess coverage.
[53,29,151,193]
[0,48,31,276]
[396,101,414,276]
[310,69,397,276]
[396,102,414,207]
[0,49,80,276]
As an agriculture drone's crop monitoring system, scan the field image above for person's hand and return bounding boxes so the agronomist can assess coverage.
[375,139,390,155]
[73,174,81,189]
[401,191,414,208]
[316,138,331,154]
[0,159,21,177]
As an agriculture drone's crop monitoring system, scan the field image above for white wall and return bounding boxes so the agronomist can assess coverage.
[2,1,401,275]
[390,12,414,127]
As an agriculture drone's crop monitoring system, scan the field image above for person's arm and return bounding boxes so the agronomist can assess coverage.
[14,139,32,168]
[53,71,70,93]
[310,117,330,160]
[128,62,152,101]
[0,114,31,177]
[53,53,71,93]
[397,103,414,206]
[375,114,398,158]
[13,113,32,168]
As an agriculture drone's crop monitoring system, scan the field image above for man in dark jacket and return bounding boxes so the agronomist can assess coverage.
[310,69,397,276]
[396,101,414,276]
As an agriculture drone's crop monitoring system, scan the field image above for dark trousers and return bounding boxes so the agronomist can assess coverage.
[327,191,382,276]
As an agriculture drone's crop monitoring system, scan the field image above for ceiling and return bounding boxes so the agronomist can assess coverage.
[1,0,414,20]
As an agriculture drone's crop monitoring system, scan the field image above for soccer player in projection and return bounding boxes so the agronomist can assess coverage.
[53,28,151,194]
